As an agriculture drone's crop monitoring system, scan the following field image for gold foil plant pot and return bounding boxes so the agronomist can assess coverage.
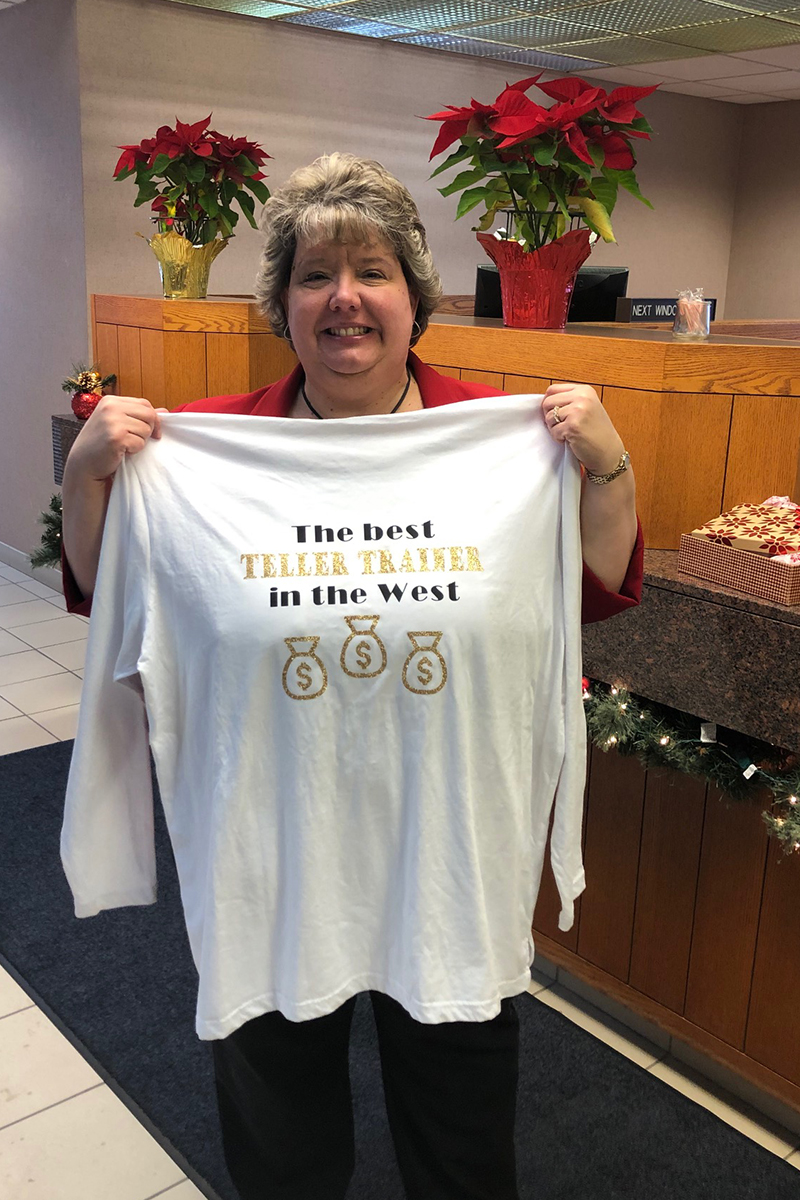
[142,230,230,300]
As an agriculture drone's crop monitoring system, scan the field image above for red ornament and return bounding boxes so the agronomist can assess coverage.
[71,391,101,421]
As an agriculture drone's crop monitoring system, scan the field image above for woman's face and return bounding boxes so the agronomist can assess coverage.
[283,234,418,384]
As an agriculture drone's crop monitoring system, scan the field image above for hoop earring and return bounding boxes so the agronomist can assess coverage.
[283,326,294,349]
[410,318,422,342]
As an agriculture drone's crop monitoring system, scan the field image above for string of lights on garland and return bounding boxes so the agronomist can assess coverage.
[582,678,800,855]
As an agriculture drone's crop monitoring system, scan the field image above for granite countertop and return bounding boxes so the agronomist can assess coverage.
[584,550,800,751]
[644,550,800,627]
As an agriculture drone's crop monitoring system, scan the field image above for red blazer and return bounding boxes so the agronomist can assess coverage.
[62,351,644,622]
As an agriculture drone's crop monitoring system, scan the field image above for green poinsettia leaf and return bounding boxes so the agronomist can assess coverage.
[560,156,593,184]
[588,142,605,169]
[429,143,473,179]
[438,166,487,197]
[576,197,616,242]
[515,216,539,251]
[630,116,653,134]
[526,180,550,209]
[133,186,158,208]
[243,176,270,204]
[533,141,556,167]
[603,167,653,208]
[587,174,618,214]
[197,191,220,217]
[455,186,494,219]
[472,195,512,232]
[484,175,511,195]
[235,190,257,228]
[550,177,571,218]
[217,208,237,237]
[185,158,207,183]
[151,153,172,175]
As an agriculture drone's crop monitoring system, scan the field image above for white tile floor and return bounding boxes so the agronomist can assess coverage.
[1,559,799,1197]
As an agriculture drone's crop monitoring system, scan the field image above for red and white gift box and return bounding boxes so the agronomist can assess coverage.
[678,497,800,606]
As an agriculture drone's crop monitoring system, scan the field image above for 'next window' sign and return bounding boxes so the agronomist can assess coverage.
[615,297,717,322]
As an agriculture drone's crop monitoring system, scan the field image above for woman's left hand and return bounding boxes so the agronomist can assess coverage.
[542,382,625,476]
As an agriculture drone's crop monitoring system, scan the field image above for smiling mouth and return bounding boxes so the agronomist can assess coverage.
[324,326,374,338]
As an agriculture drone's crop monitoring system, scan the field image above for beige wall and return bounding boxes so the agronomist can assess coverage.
[725,99,800,318]
[0,0,88,557]
[77,0,743,310]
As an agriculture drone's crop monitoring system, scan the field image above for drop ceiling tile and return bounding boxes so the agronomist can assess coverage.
[732,42,800,65]
[168,0,304,15]
[339,0,529,30]
[395,31,604,69]
[540,0,743,37]
[580,64,684,83]
[707,1,800,11]
[767,85,800,95]
[452,14,621,45]
[282,0,360,8]
[539,36,710,65]
[657,78,741,94]
[712,90,780,99]
[633,52,785,78]
[656,15,800,53]
[281,8,415,33]
[754,4,800,22]
[719,66,800,87]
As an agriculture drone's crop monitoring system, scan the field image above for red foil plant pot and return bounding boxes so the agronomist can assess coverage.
[477,229,592,329]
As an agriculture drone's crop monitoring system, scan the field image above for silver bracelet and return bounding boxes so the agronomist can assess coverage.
[584,450,630,485]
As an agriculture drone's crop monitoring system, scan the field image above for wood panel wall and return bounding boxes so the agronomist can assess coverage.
[532,747,800,1112]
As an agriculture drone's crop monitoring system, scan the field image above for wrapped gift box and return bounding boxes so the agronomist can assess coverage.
[678,499,800,605]
[688,502,800,558]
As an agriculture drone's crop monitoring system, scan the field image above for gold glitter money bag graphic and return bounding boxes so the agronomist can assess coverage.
[340,615,387,679]
[401,632,448,695]
[282,636,328,701]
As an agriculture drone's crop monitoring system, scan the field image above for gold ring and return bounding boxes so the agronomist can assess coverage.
[552,406,564,424]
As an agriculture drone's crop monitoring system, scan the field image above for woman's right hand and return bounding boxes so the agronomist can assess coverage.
[68,395,168,482]
[62,396,169,600]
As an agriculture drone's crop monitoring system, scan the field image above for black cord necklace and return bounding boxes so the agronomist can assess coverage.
[302,367,412,419]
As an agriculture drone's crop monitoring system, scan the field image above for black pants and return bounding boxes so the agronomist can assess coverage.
[211,990,520,1200]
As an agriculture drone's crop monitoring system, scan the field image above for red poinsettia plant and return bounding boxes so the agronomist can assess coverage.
[113,115,271,245]
[425,75,657,251]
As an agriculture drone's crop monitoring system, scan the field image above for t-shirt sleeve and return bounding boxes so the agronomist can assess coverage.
[581,517,644,625]
[60,460,157,918]
[549,452,588,932]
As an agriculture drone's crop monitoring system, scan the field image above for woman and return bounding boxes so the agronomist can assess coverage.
[62,154,642,1200]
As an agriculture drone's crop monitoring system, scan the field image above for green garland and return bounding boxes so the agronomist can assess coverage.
[583,679,800,854]
[30,493,63,571]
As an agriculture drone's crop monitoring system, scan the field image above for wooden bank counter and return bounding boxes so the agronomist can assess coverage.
[91,294,800,1116]
[92,295,800,549]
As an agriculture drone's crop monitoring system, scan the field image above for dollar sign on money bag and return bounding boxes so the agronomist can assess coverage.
[340,615,387,679]
[402,632,447,695]
[282,636,327,701]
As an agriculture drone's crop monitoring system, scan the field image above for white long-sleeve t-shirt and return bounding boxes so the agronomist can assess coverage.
[61,393,586,1040]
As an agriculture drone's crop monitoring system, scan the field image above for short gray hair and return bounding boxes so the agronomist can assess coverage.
[255,153,442,347]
